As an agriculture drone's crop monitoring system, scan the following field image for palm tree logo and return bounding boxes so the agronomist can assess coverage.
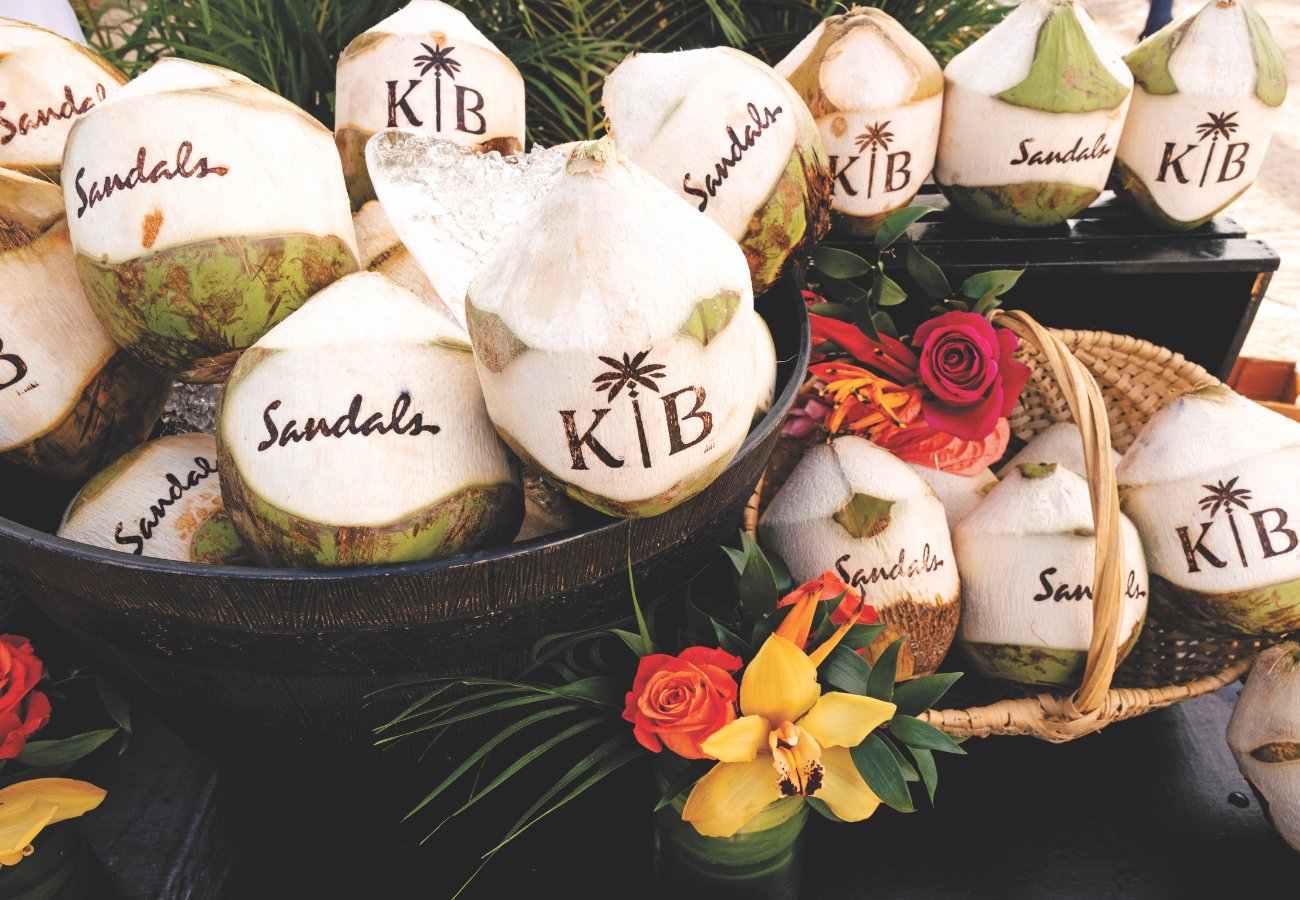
[593,350,666,469]
[412,43,461,132]
[854,121,895,199]
[1200,477,1253,566]
[1195,111,1240,188]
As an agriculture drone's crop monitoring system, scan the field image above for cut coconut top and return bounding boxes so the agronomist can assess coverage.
[467,138,753,354]
[762,436,937,525]
[346,0,506,57]
[1117,385,1300,487]
[998,421,1121,479]
[958,463,1096,537]
[0,169,65,234]
[945,0,1131,111]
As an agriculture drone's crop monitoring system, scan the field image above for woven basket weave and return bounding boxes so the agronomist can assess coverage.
[746,310,1274,742]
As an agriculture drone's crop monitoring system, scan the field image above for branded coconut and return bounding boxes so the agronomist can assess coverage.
[935,0,1133,228]
[467,139,755,519]
[997,421,1121,479]
[776,6,943,235]
[1227,643,1300,852]
[218,272,523,567]
[909,464,998,530]
[63,59,360,383]
[955,463,1149,687]
[1117,0,1287,231]
[352,199,460,326]
[58,433,249,564]
[603,47,831,293]
[0,206,168,479]
[0,17,126,180]
[1117,385,1300,636]
[749,310,778,424]
[336,0,525,206]
[759,436,961,678]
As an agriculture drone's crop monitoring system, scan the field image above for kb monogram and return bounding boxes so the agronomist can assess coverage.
[1156,111,1251,187]
[0,337,27,393]
[387,43,487,136]
[1177,477,1298,573]
[828,121,913,200]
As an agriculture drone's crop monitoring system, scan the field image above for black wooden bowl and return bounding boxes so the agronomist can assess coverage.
[0,284,809,776]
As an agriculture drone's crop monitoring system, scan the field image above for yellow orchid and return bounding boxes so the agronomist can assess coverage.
[0,778,106,868]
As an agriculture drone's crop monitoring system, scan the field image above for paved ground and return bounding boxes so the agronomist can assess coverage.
[1091,0,1299,369]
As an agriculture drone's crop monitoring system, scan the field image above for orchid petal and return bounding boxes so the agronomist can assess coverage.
[0,779,106,826]
[0,800,56,858]
[797,692,897,749]
[682,757,782,838]
[701,715,770,763]
[740,636,820,725]
[816,746,882,823]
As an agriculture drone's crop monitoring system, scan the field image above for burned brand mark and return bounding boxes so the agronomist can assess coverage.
[0,83,108,146]
[257,392,440,451]
[1033,568,1147,602]
[1155,111,1251,187]
[683,102,783,212]
[386,44,487,135]
[1010,134,1112,167]
[73,141,230,218]
[562,351,713,470]
[835,545,946,592]
[0,337,28,393]
[829,120,913,199]
[113,456,217,554]
[1177,477,1297,573]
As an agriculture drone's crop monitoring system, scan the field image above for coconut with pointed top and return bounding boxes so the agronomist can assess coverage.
[336,0,525,206]
[955,463,1149,687]
[997,421,1121,479]
[0,17,126,180]
[935,0,1133,228]
[760,436,960,679]
[467,139,756,519]
[1227,642,1300,852]
[58,433,249,564]
[1117,385,1300,636]
[909,464,998,530]
[217,272,522,567]
[603,47,831,293]
[1117,0,1287,231]
[776,6,943,235]
[63,58,360,383]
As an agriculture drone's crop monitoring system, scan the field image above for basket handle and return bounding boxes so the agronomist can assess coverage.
[991,310,1124,715]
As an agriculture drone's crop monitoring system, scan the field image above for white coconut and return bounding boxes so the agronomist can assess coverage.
[0,167,66,235]
[909,464,998,530]
[62,58,360,382]
[467,139,755,519]
[1227,643,1300,852]
[217,271,522,567]
[1117,0,1287,231]
[750,310,778,423]
[1117,385,1300,636]
[0,17,126,179]
[335,0,525,205]
[352,199,460,328]
[955,463,1149,686]
[997,421,1121,479]
[603,47,830,293]
[935,0,1133,227]
[58,433,249,564]
[776,7,943,234]
[760,436,960,678]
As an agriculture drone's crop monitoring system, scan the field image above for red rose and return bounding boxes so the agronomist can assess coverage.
[913,312,1031,441]
[0,635,50,760]
[622,647,742,759]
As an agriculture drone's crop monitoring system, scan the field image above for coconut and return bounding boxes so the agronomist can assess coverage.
[1117,0,1287,231]
[1117,385,1300,637]
[0,167,66,236]
[759,436,960,678]
[935,0,1133,228]
[0,17,126,180]
[776,7,943,235]
[909,464,998,530]
[58,433,249,564]
[997,421,1121,479]
[1227,643,1300,852]
[62,58,360,383]
[466,139,755,519]
[335,0,525,206]
[749,310,778,424]
[0,214,168,479]
[955,463,1149,687]
[217,272,522,567]
[603,47,831,294]
[352,199,460,327]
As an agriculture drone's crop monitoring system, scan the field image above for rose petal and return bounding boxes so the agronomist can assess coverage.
[677,647,743,674]
[922,386,1003,441]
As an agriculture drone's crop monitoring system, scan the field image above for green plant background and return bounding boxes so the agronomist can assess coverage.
[80,1,1007,147]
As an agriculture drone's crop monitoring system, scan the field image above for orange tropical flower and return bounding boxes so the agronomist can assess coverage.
[810,362,924,436]
[775,573,879,652]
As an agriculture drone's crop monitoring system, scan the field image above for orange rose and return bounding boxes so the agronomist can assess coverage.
[0,635,50,760]
[622,647,742,760]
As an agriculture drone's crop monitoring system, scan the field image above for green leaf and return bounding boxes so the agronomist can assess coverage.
[724,532,779,619]
[873,311,900,340]
[832,492,895,540]
[877,275,908,307]
[889,715,967,755]
[906,246,951,301]
[857,279,882,341]
[892,672,963,717]
[818,275,870,305]
[627,541,655,656]
[973,290,1004,317]
[711,619,753,659]
[813,245,873,279]
[960,268,1024,301]
[97,678,131,734]
[806,797,844,822]
[554,677,623,707]
[875,206,933,250]
[767,550,794,595]
[910,746,939,805]
[865,637,906,701]
[610,629,649,658]
[851,734,914,813]
[883,735,920,782]
[820,645,871,695]
[808,302,854,322]
[843,623,885,652]
[17,729,117,768]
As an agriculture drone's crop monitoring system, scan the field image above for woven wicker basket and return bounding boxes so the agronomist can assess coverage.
[746,310,1275,742]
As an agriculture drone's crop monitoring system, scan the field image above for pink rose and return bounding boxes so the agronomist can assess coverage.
[913,312,1031,441]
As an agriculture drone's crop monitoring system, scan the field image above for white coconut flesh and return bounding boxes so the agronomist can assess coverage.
[997,421,1121,479]
[750,310,778,421]
[759,436,960,676]
[0,17,126,178]
[1227,643,1300,852]
[1118,0,1287,229]
[909,464,997,530]
[352,199,460,327]
[776,8,943,227]
[218,272,522,566]
[58,433,248,564]
[935,0,1132,224]
[0,168,66,235]
[336,0,525,203]
[955,465,1147,683]
[466,139,755,518]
